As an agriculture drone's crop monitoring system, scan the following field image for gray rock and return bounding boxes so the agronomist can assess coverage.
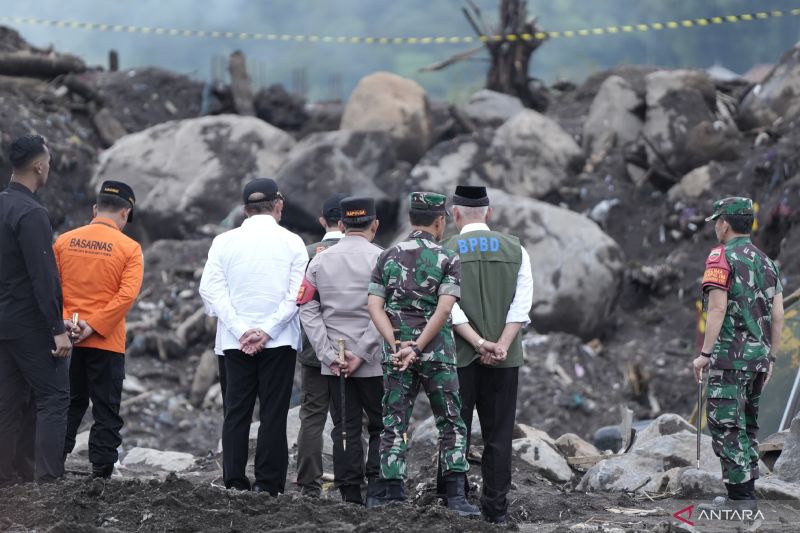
[756,477,800,500]
[633,431,718,470]
[190,350,218,407]
[490,110,584,198]
[576,453,663,493]
[775,412,800,483]
[275,130,403,234]
[739,44,800,130]
[632,414,696,447]
[555,433,601,459]
[679,468,725,496]
[487,189,624,339]
[121,447,196,472]
[341,71,432,163]
[411,410,482,446]
[583,75,643,156]
[461,89,524,128]
[513,424,573,483]
[91,115,295,241]
[643,70,739,177]
[667,164,718,201]
[409,130,498,193]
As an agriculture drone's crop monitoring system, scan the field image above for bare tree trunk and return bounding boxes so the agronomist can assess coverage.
[0,52,86,79]
[462,0,547,110]
[228,50,255,116]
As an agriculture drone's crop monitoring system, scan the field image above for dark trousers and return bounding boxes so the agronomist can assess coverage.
[223,346,296,494]
[327,375,383,493]
[296,363,330,495]
[218,354,227,413]
[437,362,519,518]
[0,331,69,485]
[13,390,36,482]
[63,347,125,465]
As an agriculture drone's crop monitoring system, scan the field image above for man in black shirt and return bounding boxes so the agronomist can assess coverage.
[0,134,72,486]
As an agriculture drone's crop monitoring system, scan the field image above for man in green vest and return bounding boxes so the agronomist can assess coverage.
[438,185,533,524]
[295,192,348,497]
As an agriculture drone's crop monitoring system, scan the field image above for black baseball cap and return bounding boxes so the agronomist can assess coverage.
[322,193,350,221]
[242,178,283,204]
[341,196,376,225]
[99,180,136,222]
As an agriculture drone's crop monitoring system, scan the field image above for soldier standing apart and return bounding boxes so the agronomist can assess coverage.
[695,197,784,513]
[57,181,144,478]
[295,192,347,497]
[0,134,72,486]
[436,185,533,524]
[299,196,384,505]
[366,192,479,516]
[199,178,307,495]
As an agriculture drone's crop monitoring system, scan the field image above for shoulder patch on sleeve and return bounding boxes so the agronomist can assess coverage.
[296,276,319,306]
[702,246,731,291]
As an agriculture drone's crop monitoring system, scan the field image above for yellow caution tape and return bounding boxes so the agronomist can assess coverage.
[0,8,797,46]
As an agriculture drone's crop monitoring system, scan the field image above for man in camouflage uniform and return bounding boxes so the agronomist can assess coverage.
[366,192,479,517]
[695,197,784,513]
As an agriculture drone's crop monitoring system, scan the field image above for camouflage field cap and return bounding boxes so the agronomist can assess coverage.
[705,197,754,222]
[409,191,450,216]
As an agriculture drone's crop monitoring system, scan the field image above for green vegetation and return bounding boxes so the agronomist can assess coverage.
[8,0,800,101]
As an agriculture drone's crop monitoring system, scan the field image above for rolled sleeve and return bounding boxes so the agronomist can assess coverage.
[451,302,469,326]
[439,252,461,300]
[368,282,386,298]
[438,283,460,299]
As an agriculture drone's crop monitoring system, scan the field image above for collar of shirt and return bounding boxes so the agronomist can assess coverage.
[726,235,751,247]
[409,230,436,241]
[460,222,491,234]
[322,230,344,241]
[91,216,121,231]
[241,214,278,229]
[7,181,39,202]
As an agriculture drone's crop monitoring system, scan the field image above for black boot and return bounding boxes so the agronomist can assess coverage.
[91,463,114,479]
[746,479,758,501]
[340,484,364,505]
[695,482,758,520]
[366,479,405,508]
[444,474,480,518]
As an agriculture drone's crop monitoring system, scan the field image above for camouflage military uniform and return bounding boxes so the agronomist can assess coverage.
[702,198,782,485]
[368,193,469,481]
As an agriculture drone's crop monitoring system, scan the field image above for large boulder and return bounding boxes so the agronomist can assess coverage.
[488,189,624,339]
[667,163,718,201]
[582,75,643,157]
[121,447,196,472]
[513,424,573,483]
[91,115,295,241]
[774,412,800,483]
[275,130,404,237]
[490,110,584,198]
[408,131,499,193]
[739,44,800,130]
[643,70,739,178]
[460,89,524,128]
[341,71,432,164]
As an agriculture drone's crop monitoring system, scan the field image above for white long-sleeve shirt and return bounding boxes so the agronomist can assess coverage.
[451,222,533,327]
[199,214,308,354]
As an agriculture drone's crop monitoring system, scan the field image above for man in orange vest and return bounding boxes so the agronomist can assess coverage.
[55,180,144,478]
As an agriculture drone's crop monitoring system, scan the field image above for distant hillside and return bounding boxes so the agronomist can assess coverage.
[7,0,800,101]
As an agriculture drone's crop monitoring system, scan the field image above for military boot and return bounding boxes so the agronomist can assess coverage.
[444,474,480,518]
[366,478,405,508]
[91,463,114,479]
[695,482,758,520]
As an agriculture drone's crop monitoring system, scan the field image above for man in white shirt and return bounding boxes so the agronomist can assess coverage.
[437,185,533,524]
[199,178,308,495]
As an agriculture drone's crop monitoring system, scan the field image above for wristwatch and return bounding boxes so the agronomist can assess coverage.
[700,351,712,358]
[412,346,423,358]
[474,338,486,352]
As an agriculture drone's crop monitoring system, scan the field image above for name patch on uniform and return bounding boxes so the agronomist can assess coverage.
[457,237,500,254]
[703,267,729,287]
[345,209,367,217]
[68,238,114,254]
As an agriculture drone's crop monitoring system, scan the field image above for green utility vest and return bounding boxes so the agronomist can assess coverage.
[442,230,525,368]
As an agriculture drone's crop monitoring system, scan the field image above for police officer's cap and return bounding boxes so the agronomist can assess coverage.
[322,193,350,221]
[99,180,136,222]
[340,196,376,225]
[453,185,489,207]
